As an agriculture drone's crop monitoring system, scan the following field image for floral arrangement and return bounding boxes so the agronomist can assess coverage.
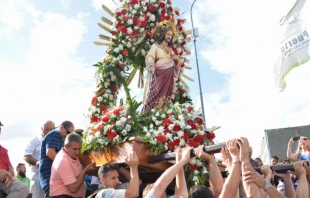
[82,0,219,186]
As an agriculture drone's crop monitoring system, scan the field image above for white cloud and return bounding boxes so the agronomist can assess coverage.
[77,12,90,19]
[60,0,72,9]
[91,0,117,12]
[190,0,310,157]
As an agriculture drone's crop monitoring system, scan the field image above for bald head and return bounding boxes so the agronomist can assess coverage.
[41,120,55,136]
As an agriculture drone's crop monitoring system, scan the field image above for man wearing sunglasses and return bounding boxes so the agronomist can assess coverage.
[39,121,75,198]
[24,120,55,198]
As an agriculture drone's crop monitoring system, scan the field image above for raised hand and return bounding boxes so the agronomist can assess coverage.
[125,151,139,168]
[243,166,265,189]
[303,160,310,182]
[195,145,213,161]
[294,161,306,178]
[226,139,240,160]
[181,146,193,163]
[237,137,250,162]
[288,137,294,146]
[85,162,97,172]
[221,147,232,172]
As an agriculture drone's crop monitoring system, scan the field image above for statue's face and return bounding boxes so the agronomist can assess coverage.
[164,30,173,44]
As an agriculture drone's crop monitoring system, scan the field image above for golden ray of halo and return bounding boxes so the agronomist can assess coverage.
[102,4,115,17]
[101,16,113,26]
[181,73,194,82]
[126,68,137,85]
[97,23,112,33]
[184,65,192,70]
[93,41,110,46]
[99,34,112,41]
[179,78,189,89]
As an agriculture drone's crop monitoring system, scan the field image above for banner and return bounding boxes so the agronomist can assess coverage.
[274,0,310,91]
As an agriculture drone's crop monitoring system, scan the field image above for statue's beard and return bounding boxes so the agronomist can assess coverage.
[19,171,26,178]
[165,38,172,45]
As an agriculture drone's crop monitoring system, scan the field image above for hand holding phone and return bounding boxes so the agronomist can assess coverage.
[292,136,300,141]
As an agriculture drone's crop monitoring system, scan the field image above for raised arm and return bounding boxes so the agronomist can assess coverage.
[195,145,223,197]
[174,148,188,198]
[287,138,299,161]
[147,147,192,198]
[295,161,309,198]
[124,151,140,198]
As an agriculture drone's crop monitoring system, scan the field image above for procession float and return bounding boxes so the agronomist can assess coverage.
[79,0,220,187]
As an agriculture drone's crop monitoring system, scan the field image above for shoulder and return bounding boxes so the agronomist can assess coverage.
[45,131,61,141]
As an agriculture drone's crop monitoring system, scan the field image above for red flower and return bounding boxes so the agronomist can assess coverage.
[90,115,99,123]
[161,119,173,127]
[96,125,103,131]
[131,0,138,4]
[97,88,105,95]
[121,9,127,15]
[133,29,139,36]
[122,49,129,56]
[187,119,194,125]
[99,104,107,111]
[111,86,117,93]
[166,15,171,20]
[173,125,181,131]
[190,123,197,130]
[107,130,118,141]
[161,9,166,15]
[175,10,180,15]
[150,6,157,13]
[193,135,203,143]
[188,138,198,147]
[164,127,171,134]
[102,116,110,123]
[156,135,167,143]
[133,16,138,25]
[111,31,116,36]
[160,15,165,21]
[91,96,98,106]
[123,16,129,21]
[116,61,124,70]
[168,141,175,150]
[159,2,165,8]
[179,89,185,95]
[182,132,190,140]
[113,108,121,116]
[146,30,153,37]
[188,164,198,172]
[121,27,127,34]
[187,106,193,112]
[116,12,122,17]
[129,34,135,40]
[173,138,180,146]
[206,132,215,140]
[195,117,204,124]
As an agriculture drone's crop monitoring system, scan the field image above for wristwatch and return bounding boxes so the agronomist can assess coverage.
[232,158,240,163]
[264,181,272,191]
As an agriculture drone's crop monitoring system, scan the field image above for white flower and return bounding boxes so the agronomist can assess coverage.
[97,96,103,102]
[190,158,196,165]
[127,19,133,25]
[194,170,199,175]
[132,10,137,15]
[134,26,139,30]
[152,117,157,122]
[177,131,184,138]
[139,16,144,21]
[179,139,185,146]
[118,44,124,50]
[191,130,198,134]
[106,89,111,94]
[103,93,109,98]
[113,48,120,53]
[111,75,117,81]
[167,109,172,114]
[116,121,122,126]
[120,117,127,123]
[161,114,166,118]
[96,108,100,113]
[168,124,175,130]
[155,112,159,117]
[164,144,168,150]
[202,167,209,174]
[143,126,148,132]
[143,7,147,12]
[121,129,127,135]
[158,126,164,133]
[140,28,145,32]
[150,123,154,129]
[166,133,172,141]
[125,124,131,131]
[127,27,133,34]
[95,132,101,138]
[141,49,146,56]
[155,120,161,126]
[185,125,191,129]
[126,42,132,48]
[196,161,202,166]
[134,4,139,9]
[150,39,154,43]
[146,132,151,137]
[97,138,105,144]
[193,176,198,181]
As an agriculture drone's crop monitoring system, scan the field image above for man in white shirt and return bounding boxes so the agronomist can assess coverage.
[24,120,55,198]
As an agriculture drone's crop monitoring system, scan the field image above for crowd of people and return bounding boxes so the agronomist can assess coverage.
[1,120,310,198]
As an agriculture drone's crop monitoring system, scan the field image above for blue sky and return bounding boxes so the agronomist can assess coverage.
[1,0,310,170]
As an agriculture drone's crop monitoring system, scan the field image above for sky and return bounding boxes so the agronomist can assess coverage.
[1,0,310,176]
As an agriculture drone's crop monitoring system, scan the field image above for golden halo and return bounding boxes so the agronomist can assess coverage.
[154,20,178,42]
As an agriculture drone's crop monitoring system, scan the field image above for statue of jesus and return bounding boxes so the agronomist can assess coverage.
[141,27,184,115]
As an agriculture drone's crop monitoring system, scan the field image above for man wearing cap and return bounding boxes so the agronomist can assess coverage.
[40,120,74,198]
[24,120,55,198]
[0,121,29,197]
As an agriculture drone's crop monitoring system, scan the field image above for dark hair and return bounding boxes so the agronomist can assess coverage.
[16,163,25,171]
[189,185,213,198]
[271,156,279,161]
[156,28,173,47]
[61,120,73,129]
[98,163,119,178]
[283,159,290,164]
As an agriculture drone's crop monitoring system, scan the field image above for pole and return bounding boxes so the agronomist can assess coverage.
[190,0,206,127]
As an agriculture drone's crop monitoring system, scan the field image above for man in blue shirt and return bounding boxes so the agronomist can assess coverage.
[39,120,74,198]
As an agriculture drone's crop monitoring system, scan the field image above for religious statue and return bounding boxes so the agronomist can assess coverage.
[141,21,185,115]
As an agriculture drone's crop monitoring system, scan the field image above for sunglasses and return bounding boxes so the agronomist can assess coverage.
[300,137,308,142]
[64,126,71,135]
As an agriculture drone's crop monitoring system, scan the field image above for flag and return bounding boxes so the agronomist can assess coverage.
[274,0,310,91]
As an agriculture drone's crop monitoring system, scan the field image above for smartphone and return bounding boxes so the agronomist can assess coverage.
[292,136,300,141]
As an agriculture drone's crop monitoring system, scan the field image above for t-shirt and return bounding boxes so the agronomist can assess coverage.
[39,130,64,189]
[16,175,31,187]
[50,148,84,197]
[0,145,12,170]
[24,136,42,181]
[95,189,126,198]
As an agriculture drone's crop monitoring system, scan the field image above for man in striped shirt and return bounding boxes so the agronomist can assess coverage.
[39,120,74,198]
